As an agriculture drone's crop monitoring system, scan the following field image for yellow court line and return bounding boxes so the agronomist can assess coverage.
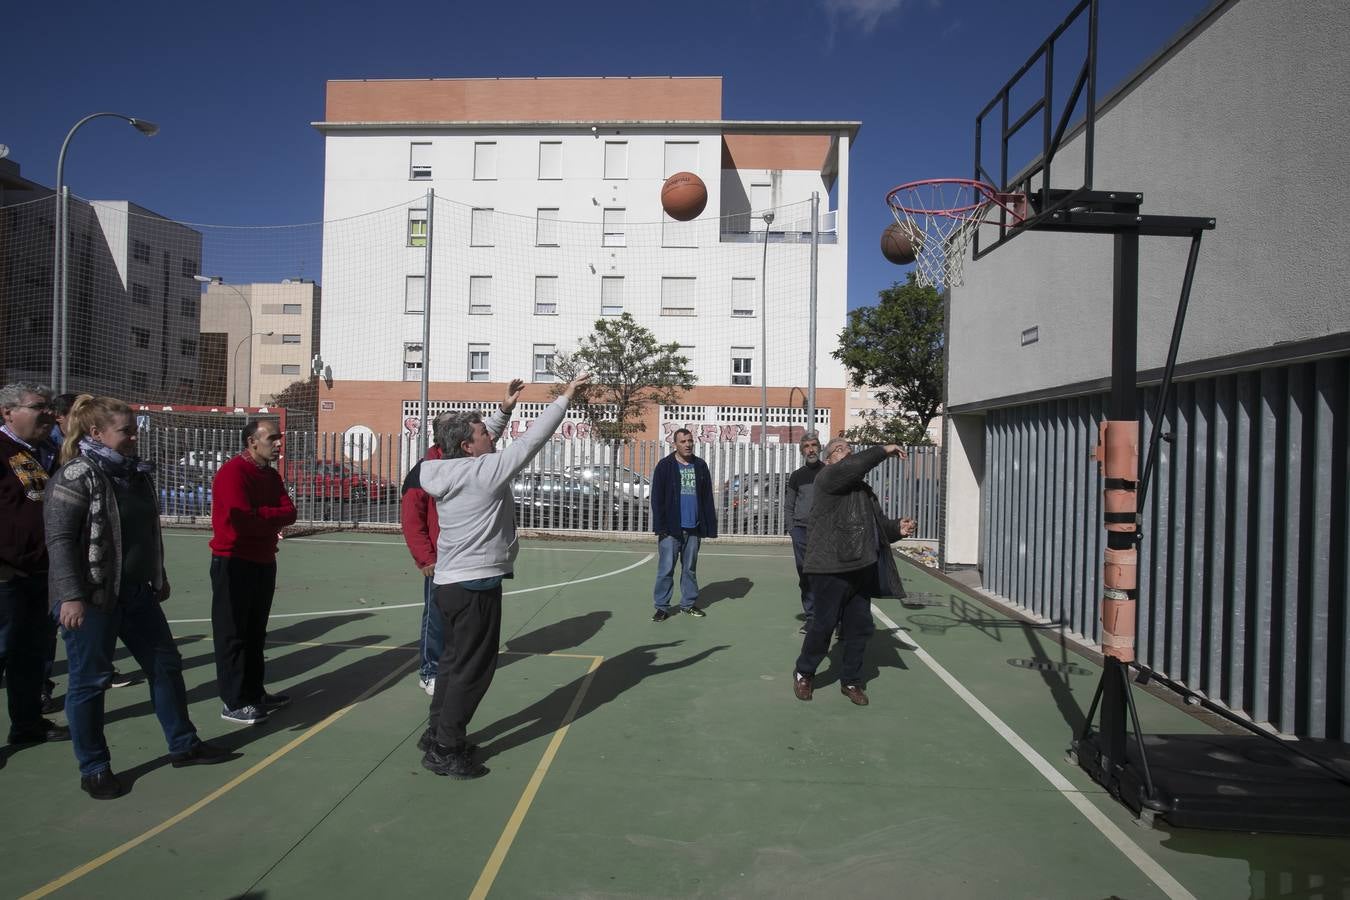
[21,653,420,900]
[469,653,605,900]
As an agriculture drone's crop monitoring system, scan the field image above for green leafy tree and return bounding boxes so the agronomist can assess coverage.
[550,312,695,438]
[834,273,944,445]
[269,378,317,415]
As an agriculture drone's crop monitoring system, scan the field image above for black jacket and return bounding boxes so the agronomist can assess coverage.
[801,446,906,598]
[651,453,718,538]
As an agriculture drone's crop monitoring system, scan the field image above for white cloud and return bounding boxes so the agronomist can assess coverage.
[822,0,907,33]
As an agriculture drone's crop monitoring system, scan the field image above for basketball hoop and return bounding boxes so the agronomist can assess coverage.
[885,179,1026,289]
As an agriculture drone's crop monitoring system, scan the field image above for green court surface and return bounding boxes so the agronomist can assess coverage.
[3,530,1346,899]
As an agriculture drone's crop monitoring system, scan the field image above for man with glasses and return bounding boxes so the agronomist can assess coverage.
[0,383,70,756]
[209,419,297,726]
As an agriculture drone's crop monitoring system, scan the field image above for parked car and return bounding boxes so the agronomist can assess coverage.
[566,464,652,500]
[720,472,788,533]
[286,459,394,502]
[158,465,214,517]
[176,449,232,475]
[512,471,633,530]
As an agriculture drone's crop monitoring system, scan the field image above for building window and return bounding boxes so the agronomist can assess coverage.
[403,342,423,381]
[469,276,492,315]
[601,276,623,316]
[180,297,195,318]
[473,142,497,180]
[405,275,424,314]
[533,344,556,382]
[282,333,302,344]
[132,240,151,263]
[470,208,494,246]
[536,208,559,246]
[282,303,302,315]
[660,277,696,316]
[280,364,301,376]
[408,208,428,247]
[750,183,772,226]
[532,276,558,316]
[410,142,432,180]
[662,217,697,249]
[603,141,627,179]
[180,257,197,278]
[664,141,698,177]
[131,283,150,305]
[180,338,198,357]
[468,344,490,382]
[132,328,150,349]
[731,277,755,317]
[538,141,561,180]
[602,208,625,247]
[731,348,754,386]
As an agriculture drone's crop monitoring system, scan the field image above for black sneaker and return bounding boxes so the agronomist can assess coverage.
[8,718,70,744]
[108,669,133,689]
[80,769,124,800]
[262,691,291,710]
[683,606,706,618]
[220,704,268,725]
[170,740,237,768]
[40,684,62,715]
[416,728,478,756]
[422,742,488,779]
[652,608,673,622]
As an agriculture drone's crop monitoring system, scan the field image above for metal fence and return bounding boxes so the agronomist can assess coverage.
[982,355,1349,740]
[148,427,943,541]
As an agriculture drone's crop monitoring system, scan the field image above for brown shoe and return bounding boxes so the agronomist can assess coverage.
[792,672,813,701]
[840,684,869,706]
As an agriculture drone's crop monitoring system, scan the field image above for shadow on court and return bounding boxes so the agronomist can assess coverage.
[499,610,612,662]
[697,577,753,609]
[473,640,729,761]
[1159,827,1350,900]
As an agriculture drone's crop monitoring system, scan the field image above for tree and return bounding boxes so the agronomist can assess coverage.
[269,378,317,415]
[550,313,695,438]
[834,273,944,445]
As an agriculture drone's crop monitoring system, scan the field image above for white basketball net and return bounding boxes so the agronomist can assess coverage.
[887,180,1024,290]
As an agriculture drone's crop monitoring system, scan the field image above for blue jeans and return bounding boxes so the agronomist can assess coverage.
[419,575,444,680]
[62,582,197,776]
[653,531,701,611]
[0,573,47,735]
[789,525,816,619]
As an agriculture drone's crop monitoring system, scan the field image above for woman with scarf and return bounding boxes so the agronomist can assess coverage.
[45,396,232,799]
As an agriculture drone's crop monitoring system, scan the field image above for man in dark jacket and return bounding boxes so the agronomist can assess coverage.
[783,431,822,633]
[649,428,717,621]
[793,438,915,706]
[0,382,69,751]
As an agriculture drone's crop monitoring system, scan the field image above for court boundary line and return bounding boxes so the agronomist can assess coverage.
[870,603,1195,900]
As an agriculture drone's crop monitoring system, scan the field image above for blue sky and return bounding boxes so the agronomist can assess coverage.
[4,0,1211,310]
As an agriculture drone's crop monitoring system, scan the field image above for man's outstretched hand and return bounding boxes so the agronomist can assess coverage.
[562,372,593,401]
[501,378,526,415]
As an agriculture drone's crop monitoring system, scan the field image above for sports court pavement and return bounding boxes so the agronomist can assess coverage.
[2,529,1345,899]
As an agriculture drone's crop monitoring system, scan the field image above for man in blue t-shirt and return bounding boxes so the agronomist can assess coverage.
[649,428,718,621]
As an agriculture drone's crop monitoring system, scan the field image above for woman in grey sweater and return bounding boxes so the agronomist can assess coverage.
[45,396,232,799]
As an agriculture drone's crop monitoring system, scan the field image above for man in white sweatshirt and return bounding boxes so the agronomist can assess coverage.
[415,371,590,779]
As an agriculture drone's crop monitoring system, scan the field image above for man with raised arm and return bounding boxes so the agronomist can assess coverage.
[416,372,591,780]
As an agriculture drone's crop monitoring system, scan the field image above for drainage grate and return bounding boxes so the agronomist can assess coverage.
[1007,658,1094,677]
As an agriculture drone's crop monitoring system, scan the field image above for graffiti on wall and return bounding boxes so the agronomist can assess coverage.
[660,421,811,444]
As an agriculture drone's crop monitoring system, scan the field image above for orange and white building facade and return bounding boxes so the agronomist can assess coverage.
[311,76,857,444]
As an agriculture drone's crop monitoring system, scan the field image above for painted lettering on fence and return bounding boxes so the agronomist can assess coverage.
[661,422,804,444]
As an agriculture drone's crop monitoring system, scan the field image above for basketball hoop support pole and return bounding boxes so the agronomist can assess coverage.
[418,189,434,456]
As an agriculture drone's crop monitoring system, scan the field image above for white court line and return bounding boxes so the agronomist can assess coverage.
[871,603,1195,900]
[165,553,654,624]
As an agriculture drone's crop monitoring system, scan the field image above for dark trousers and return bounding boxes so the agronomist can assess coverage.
[210,556,277,710]
[428,582,502,752]
[795,568,877,687]
[0,573,47,737]
[788,526,816,619]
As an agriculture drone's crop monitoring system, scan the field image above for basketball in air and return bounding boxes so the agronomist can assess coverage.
[881,222,923,265]
[661,171,707,221]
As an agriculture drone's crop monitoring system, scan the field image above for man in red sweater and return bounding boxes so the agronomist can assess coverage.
[209,419,297,725]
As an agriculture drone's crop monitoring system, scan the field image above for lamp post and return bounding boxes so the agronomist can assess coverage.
[51,113,159,391]
[232,332,273,406]
[759,211,774,482]
[197,275,256,407]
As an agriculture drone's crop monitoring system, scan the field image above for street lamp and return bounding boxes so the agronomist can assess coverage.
[197,275,256,406]
[759,210,774,483]
[51,112,159,391]
[233,332,273,406]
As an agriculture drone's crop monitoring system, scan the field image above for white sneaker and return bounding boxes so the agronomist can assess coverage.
[418,677,435,696]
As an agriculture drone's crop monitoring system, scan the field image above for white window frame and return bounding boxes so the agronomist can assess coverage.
[408,208,427,247]
[468,344,490,382]
[470,208,494,247]
[405,275,425,314]
[532,344,557,382]
[280,364,301,376]
[663,141,698,178]
[731,348,754,386]
[660,277,696,317]
[731,277,756,317]
[403,342,424,381]
[750,183,772,228]
[473,141,497,180]
[536,208,559,246]
[603,141,628,179]
[281,333,302,344]
[282,303,302,315]
[662,218,698,249]
[409,142,432,180]
[534,276,558,316]
[600,276,623,316]
[469,276,492,315]
[538,141,562,180]
[602,208,625,247]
